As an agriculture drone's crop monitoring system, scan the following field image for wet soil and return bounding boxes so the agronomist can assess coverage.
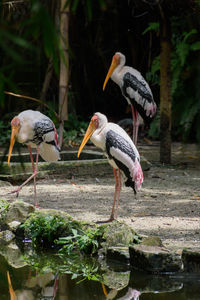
[1,142,200,251]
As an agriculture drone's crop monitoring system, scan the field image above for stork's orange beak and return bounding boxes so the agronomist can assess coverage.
[103,55,118,91]
[8,126,19,165]
[77,121,96,158]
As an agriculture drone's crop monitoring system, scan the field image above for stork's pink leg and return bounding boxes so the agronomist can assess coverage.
[28,145,37,201]
[114,169,121,219]
[131,105,139,145]
[53,274,59,299]
[134,110,139,146]
[9,146,39,207]
[109,168,121,221]
[96,168,121,224]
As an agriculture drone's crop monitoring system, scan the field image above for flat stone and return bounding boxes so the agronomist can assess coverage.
[8,220,21,231]
[0,180,12,187]
[0,242,27,268]
[101,220,137,250]
[102,269,130,290]
[107,246,130,263]
[0,230,15,244]
[4,200,35,224]
[0,150,151,180]
[141,236,163,247]
[129,244,183,273]
[182,248,200,273]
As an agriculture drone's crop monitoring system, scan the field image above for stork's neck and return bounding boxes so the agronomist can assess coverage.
[111,64,124,86]
[90,124,106,151]
[95,123,106,136]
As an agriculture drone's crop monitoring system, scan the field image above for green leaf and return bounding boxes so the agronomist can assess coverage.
[0,41,24,63]
[71,0,80,12]
[71,273,78,279]
[2,30,32,49]
[143,22,160,35]
[183,29,197,42]
[85,0,93,21]
[175,42,190,66]
[64,0,71,9]
[97,0,106,10]
[72,229,78,237]
[191,41,200,51]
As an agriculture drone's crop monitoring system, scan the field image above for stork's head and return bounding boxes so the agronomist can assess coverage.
[8,117,20,165]
[103,52,125,91]
[77,113,107,158]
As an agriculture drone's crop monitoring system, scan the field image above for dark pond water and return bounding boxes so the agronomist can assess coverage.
[1,251,200,300]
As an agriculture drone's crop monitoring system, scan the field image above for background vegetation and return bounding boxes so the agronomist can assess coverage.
[0,0,200,156]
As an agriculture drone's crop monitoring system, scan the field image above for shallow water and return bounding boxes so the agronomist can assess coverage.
[1,252,200,300]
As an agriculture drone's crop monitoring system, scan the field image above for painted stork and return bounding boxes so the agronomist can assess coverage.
[77,112,143,222]
[103,52,157,145]
[7,110,60,207]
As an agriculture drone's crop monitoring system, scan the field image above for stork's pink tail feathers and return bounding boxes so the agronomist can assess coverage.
[133,159,143,191]
[54,127,59,147]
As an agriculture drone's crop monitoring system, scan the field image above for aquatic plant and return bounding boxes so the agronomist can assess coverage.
[21,212,73,248]
[21,211,101,255]
[56,227,101,255]
[23,250,102,284]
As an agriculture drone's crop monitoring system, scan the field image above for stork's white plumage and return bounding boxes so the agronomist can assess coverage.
[103,52,157,145]
[7,110,60,206]
[77,112,143,222]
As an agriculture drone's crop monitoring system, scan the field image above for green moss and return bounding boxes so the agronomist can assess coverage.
[0,199,10,225]
[141,236,163,247]
[101,220,141,249]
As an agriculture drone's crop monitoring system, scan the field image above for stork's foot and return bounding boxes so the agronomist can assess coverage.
[34,203,39,209]
[96,215,115,224]
[8,187,21,197]
[8,187,39,208]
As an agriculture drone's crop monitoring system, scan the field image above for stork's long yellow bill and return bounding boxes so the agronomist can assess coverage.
[77,121,96,158]
[8,126,19,165]
[103,56,118,91]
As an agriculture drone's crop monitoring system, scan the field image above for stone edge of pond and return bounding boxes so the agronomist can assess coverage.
[0,153,151,181]
[0,199,200,274]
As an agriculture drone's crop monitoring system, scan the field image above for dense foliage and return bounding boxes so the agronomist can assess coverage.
[21,211,101,255]
[0,0,200,143]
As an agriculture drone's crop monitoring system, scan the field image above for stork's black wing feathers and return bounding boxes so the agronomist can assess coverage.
[106,129,136,162]
[122,72,154,123]
[105,129,137,194]
[122,72,153,102]
[33,119,54,145]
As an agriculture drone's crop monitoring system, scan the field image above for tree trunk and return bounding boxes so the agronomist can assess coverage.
[40,59,53,101]
[59,0,69,148]
[160,12,171,164]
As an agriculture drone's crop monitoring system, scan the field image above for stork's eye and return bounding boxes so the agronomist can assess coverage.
[92,117,99,128]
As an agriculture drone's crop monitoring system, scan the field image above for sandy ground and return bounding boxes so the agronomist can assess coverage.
[1,142,200,251]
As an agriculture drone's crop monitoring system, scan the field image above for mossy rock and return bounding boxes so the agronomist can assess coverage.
[101,220,138,249]
[102,269,130,290]
[4,200,35,224]
[182,248,200,273]
[0,199,10,227]
[0,242,27,268]
[129,244,183,273]
[0,230,15,244]
[141,236,163,247]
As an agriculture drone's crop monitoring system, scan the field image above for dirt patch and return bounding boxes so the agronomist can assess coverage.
[1,142,200,251]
